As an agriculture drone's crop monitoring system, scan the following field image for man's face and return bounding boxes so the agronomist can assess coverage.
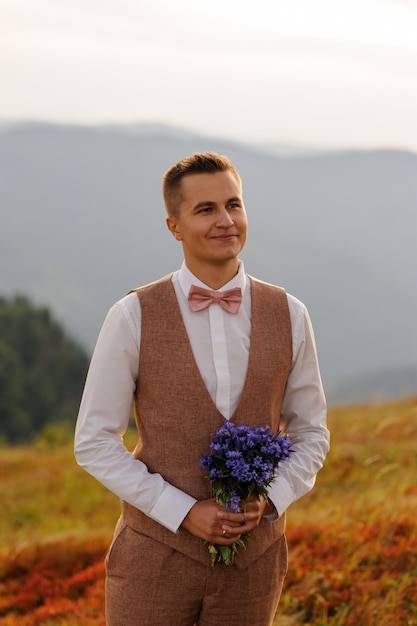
[166,170,248,275]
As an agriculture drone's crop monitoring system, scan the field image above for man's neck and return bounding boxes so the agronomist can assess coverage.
[185,260,240,290]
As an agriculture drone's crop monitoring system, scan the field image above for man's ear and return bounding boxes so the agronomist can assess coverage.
[166,216,182,240]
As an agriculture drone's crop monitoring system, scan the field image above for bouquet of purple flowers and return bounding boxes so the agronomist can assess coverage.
[200,421,293,565]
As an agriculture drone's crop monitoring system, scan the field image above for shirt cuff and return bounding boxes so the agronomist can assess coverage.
[263,506,279,523]
[147,484,197,533]
[267,477,294,519]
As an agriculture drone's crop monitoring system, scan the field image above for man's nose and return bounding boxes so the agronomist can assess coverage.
[216,208,234,226]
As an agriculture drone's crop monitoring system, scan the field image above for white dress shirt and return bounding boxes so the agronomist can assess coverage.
[75,261,329,533]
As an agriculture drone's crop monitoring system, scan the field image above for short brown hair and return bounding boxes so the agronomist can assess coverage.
[162,152,242,217]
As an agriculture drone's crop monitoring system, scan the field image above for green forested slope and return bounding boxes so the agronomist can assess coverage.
[0,295,89,443]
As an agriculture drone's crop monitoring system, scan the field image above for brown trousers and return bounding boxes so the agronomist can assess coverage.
[105,522,288,626]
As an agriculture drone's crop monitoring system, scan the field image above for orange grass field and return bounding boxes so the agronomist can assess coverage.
[0,397,416,625]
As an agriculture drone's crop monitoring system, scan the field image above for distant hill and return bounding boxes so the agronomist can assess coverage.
[1,122,416,404]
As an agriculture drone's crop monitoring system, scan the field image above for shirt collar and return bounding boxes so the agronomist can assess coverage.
[177,260,247,300]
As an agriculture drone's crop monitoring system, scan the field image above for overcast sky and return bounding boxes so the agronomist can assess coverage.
[2,0,417,151]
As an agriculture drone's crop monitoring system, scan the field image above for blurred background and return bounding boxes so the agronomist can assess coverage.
[1,0,416,443]
[2,0,417,150]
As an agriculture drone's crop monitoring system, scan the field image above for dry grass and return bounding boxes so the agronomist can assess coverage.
[0,397,416,625]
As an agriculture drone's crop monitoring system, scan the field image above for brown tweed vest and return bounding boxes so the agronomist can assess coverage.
[122,274,293,568]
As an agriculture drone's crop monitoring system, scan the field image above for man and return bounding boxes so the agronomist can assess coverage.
[75,152,329,626]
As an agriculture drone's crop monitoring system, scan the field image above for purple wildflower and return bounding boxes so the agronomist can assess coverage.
[200,422,293,565]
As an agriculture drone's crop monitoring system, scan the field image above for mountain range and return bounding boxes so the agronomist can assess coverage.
[1,122,416,404]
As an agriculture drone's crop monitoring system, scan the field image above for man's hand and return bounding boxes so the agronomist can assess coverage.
[217,496,274,536]
[181,498,242,544]
[180,496,274,544]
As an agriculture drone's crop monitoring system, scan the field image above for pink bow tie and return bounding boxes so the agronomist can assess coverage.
[188,285,242,314]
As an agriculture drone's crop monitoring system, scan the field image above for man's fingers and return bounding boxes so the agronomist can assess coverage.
[219,528,241,543]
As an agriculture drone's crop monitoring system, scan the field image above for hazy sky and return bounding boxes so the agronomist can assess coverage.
[2,0,417,150]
